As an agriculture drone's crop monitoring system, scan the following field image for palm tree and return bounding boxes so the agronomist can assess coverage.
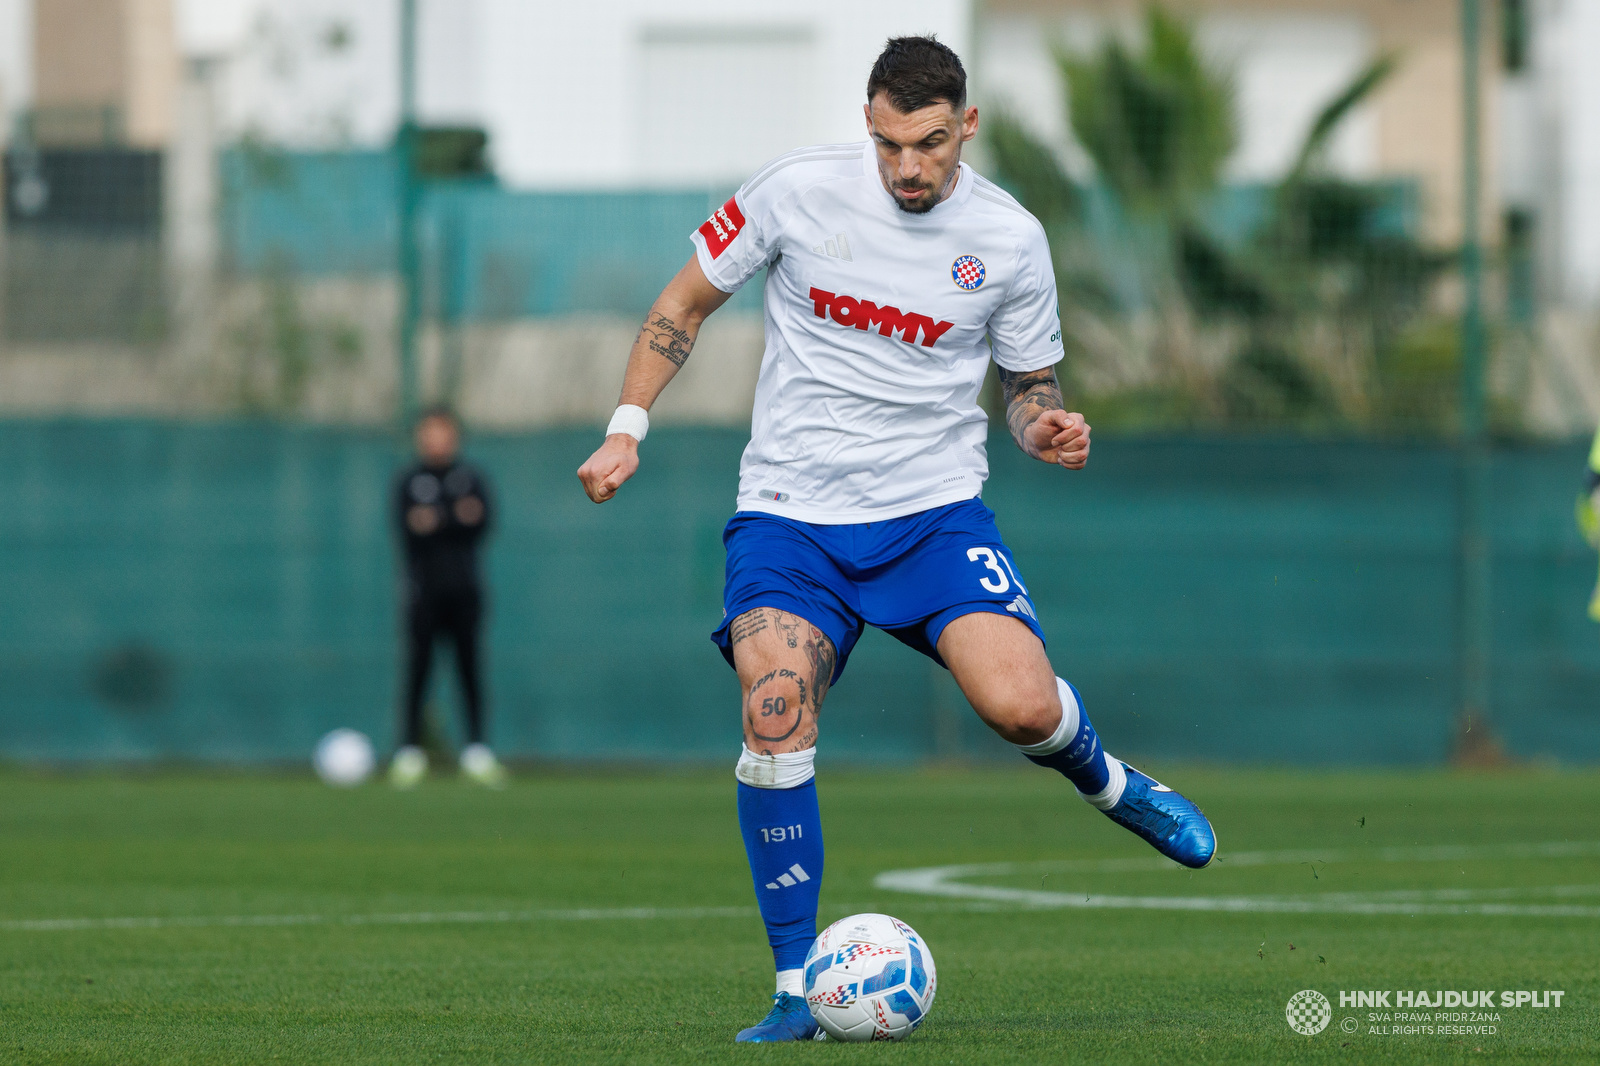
[1060,6,1234,220]
[986,5,1444,430]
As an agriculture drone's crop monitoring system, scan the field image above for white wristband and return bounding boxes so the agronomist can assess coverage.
[606,404,649,442]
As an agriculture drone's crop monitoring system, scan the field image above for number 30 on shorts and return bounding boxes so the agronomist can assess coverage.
[966,546,1029,595]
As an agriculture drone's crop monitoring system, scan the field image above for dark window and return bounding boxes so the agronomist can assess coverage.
[1502,0,1530,73]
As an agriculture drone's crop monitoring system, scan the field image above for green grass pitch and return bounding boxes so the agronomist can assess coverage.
[1,765,1596,1064]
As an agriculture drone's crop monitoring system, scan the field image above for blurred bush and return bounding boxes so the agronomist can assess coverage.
[986,4,1472,436]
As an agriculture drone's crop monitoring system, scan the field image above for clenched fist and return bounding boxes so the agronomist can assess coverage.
[577,434,640,503]
[1023,410,1090,469]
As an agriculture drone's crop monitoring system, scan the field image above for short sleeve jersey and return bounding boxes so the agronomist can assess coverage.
[690,140,1063,524]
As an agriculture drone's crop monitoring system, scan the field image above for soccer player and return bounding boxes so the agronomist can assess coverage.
[577,36,1215,1042]
[1578,422,1600,621]
[392,407,505,788]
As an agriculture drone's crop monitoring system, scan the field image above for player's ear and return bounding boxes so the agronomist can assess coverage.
[863,101,873,134]
[961,106,979,142]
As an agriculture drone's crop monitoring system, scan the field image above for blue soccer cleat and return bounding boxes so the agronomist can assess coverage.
[1101,762,1216,869]
[734,991,820,1043]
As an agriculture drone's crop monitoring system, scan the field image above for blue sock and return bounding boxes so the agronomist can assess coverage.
[1019,677,1112,797]
[737,777,824,974]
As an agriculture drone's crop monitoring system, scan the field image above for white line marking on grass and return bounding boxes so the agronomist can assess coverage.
[0,902,1030,934]
[874,841,1600,919]
[0,906,758,933]
[13,842,1600,932]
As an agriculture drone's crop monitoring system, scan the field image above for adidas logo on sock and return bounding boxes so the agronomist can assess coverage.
[812,234,852,261]
[764,863,812,890]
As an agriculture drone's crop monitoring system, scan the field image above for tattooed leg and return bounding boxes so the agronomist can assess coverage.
[729,607,837,755]
[729,607,833,999]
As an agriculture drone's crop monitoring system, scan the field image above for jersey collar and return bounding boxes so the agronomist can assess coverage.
[860,140,974,219]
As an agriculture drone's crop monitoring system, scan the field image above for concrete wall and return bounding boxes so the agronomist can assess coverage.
[0,274,766,429]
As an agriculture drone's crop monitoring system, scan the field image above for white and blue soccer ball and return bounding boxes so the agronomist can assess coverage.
[804,912,936,1042]
[313,728,375,786]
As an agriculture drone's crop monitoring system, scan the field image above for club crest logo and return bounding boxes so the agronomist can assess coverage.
[951,255,985,290]
[1286,990,1332,1035]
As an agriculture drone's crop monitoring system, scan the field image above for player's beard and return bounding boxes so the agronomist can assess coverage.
[890,177,939,214]
[888,160,959,215]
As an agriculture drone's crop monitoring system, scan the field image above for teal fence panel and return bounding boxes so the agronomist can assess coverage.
[222,151,1419,320]
[1,420,1596,765]
[220,149,401,275]
[218,149,760,316]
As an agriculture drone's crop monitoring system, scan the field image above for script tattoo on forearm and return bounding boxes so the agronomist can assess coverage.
[997,366,1064,453]
[637,311,695,368]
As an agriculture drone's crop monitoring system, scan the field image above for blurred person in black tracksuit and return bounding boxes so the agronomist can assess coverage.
[390,407,505,787]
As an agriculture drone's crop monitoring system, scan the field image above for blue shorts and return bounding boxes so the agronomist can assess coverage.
[711,497,1046,684]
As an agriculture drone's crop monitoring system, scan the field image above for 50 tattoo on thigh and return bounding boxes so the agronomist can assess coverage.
[735,609,837,754]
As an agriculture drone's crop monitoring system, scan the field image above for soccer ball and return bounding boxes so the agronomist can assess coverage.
[313,729,375,786]
[803,913,936,1041]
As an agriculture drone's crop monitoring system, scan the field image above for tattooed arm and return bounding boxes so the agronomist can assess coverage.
[997,365,1091,469]
[578,256,731,502]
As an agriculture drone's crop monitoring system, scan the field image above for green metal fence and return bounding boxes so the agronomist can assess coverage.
[1,420,1596,765]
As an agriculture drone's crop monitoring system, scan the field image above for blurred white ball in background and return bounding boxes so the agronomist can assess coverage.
[313,728,375,786]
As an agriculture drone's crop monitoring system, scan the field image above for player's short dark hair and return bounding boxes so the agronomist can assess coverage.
[867,36,967,114]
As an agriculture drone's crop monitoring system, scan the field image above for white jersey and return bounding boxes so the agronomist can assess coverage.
[690,140,1063,524]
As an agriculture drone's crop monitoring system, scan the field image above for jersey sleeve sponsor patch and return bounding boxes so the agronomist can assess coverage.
[698,196,746,260]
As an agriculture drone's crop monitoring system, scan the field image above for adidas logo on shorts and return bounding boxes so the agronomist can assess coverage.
[1006,594,1037,621]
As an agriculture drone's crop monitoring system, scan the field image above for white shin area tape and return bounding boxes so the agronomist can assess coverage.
[1079,753,1127,811]
[605,404,649,442]
[735,745,816,789]
[1013,677,1081,757]
[776,968,805,996]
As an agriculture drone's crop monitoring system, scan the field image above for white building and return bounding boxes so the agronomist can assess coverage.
[170,0,973,189]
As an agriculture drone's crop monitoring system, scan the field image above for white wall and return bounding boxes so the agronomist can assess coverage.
[478,0,969,188]
[1537,0,1600,306]
[172,0,970,187]
[1202,14,1375,181]
[176,0,398,147]
[975,10,1377,183]
[0,0,33,139]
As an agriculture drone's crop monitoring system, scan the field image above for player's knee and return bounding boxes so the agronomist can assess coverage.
[991,692,1061,746]
[743,666,816,752]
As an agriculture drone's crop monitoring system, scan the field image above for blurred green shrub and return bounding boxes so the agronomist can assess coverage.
[986,3,1469,436]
